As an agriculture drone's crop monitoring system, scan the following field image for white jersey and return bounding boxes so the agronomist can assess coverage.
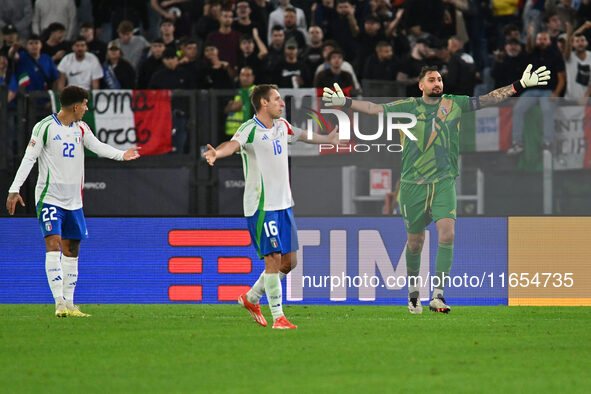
[57,52,103,90]
[564,51,591,100]
[231,116,302,217]
[9,114,125,211]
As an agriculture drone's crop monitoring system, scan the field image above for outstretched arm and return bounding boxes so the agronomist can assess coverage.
[322,83,382,114]
[298,126,339,144]
[203,140,241,166]
[478,64,551,108]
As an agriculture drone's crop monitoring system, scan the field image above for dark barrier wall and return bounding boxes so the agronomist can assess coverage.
[0,217,507,305]
[82,168,190,216]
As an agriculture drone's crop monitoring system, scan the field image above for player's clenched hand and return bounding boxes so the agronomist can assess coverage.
[123,147,141,161]
[6,193,25,216]
[204,144,217,166]
[519,64,551,88]
[322,83,347,107]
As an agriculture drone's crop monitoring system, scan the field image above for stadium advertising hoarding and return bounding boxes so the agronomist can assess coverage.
[2,217,508,305]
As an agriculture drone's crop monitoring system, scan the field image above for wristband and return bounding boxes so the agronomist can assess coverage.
[512,81,525,94]
[342,97,352,109]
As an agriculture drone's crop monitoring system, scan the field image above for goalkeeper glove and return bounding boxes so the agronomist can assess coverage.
[513,64,551,93]
[322,83,352,108]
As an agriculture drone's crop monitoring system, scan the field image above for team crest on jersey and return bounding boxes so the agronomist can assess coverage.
[29,139,36,147]
[45,222,52,232]
[75,136,81,144]
[440,106,448,115]
[270,238,278,248]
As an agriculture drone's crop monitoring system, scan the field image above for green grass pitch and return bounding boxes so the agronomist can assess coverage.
[1,304,590,393]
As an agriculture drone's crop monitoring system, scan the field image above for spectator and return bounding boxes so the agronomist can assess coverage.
[503,23,523,47]
[362,41,399,81]
[1,24,19,58]
[57,36,103,90]
[111,20,150,71]
[137,38,166,88]
[232,1,261,40]
[543,10,564,50]
[224,66,256,136]
[250,0,275,45]
[314,48,354,88]
[206,9,241,69]
[179,38,199,65]
[0,0,32,37]
[266,25,286,72]
[445,36,478,95]
[272,38,311,87]
[404,0,445,38]
[33,0,77,41]
[80,22,107,63]
[267,0,307,44]
[328,0,360,62]
[301,26,325,72]
[8,34,59,103]
[283,7,308,50]
[195,0,221,41]
[562,21,591,102]
[491,0,520,51]
[236,30,268,84]
[356,14,386,74]
[102,42,136,89]
[150,0,193,37]
[313,0,337,33]
[159,18,178,51]
[315,40,361,90]
[42,23,70,65]
[509,30,566,153]
[201,41,233,89]
[396,38,430,97]
[491,38,527,89]
[149,47,196,153]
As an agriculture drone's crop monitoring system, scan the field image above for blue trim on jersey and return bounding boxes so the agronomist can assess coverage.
[36,203,88,240]
[52,113,62,126]
[246,208,299,259]
[253,116,266,128]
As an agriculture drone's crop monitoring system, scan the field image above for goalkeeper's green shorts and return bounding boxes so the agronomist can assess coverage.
[399,177,457,234]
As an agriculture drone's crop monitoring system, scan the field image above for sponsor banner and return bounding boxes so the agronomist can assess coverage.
[553,106,591,170]
[0,218,507,305]
[508,217,591,306]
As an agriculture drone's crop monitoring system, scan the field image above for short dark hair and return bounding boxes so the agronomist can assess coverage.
[418,65,439,81]
[271,25,284,33]
[376,41,391,49]
[322,40,340,51]
[73,36,86,44]
[47,22,66,34]
[60,86,89,107]
[328,48,344,60]
[285,7,296,14]
[80,22,94,29]
[543,11,557,24]
[502,23,519,36]
[250,84,278,112]
[27,34,41,42]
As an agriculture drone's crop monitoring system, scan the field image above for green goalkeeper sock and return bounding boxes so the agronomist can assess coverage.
[406,246,421,298]
[434,242,454,298]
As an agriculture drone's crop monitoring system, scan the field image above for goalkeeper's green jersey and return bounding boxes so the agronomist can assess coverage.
[382,94,472,184]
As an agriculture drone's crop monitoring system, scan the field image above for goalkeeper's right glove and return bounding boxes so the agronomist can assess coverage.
[513,64,551,93]
[322,83,352,108]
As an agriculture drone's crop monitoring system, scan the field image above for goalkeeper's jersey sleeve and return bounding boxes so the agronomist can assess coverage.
[382,94,470,184]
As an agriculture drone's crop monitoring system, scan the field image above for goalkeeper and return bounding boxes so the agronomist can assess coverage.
[323,64,550,314]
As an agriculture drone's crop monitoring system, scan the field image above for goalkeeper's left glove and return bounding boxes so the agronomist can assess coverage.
[513,64,551,93]
[322,83,352,108]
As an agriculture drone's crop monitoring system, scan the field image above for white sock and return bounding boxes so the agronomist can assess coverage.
[45,251,63,304]
[61,255,78,308]
[264,273,283,320]
[246,270,287,304]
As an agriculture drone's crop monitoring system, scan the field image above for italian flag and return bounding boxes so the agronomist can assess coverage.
[460,106,512,152]
[18,73,31,87]
[51,90,173,156]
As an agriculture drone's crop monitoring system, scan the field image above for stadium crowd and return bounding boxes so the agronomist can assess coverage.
[1,1,591,95]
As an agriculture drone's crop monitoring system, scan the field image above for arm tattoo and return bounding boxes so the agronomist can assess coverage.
[478,84,516,108]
